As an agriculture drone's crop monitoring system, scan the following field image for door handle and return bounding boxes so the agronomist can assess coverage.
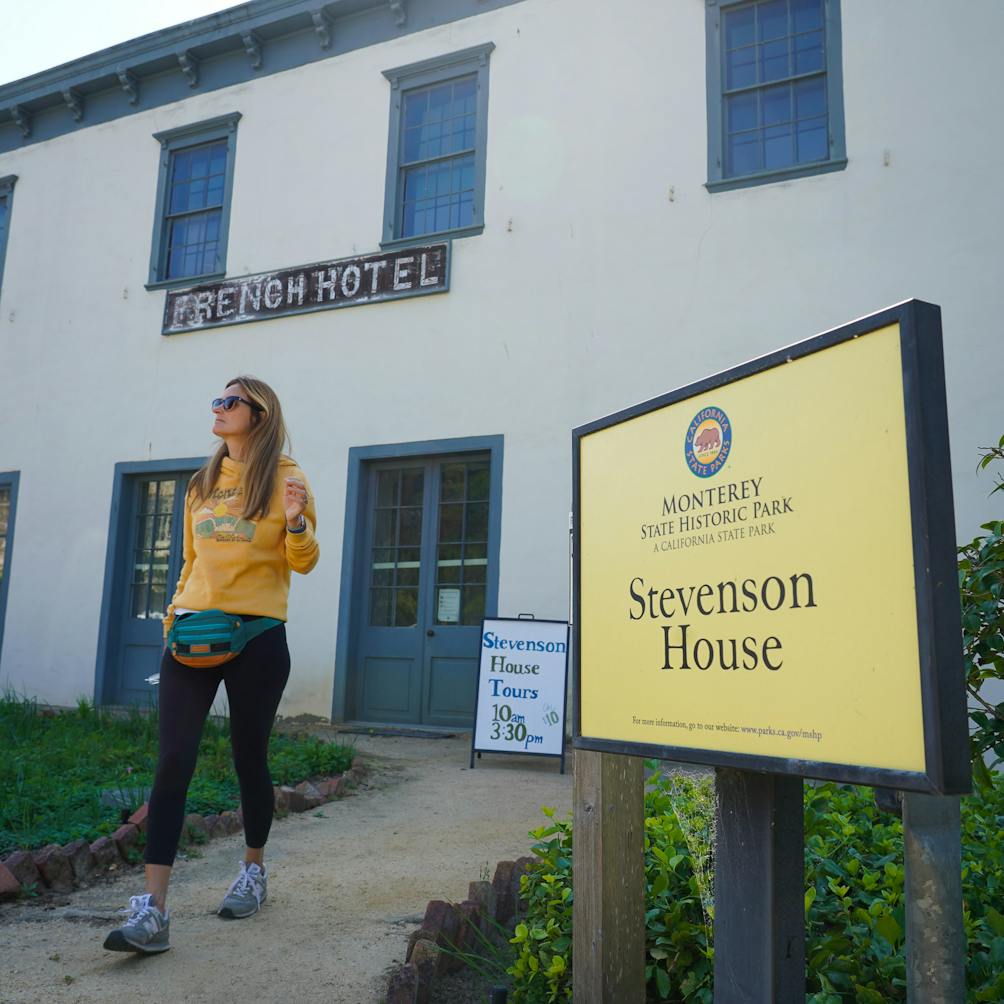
[426,629,436,637]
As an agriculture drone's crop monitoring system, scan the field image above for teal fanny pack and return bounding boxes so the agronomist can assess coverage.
[168,610,282,668]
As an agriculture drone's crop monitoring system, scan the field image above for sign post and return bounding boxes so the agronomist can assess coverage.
[572,301,970,1001]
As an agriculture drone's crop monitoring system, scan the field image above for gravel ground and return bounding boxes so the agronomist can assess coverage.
[0,730,573,1004]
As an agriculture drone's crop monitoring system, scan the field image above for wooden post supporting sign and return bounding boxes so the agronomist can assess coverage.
[714,770,805,1003]
[572,750,646,1003]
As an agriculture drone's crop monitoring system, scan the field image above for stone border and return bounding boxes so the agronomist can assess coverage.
[385,855,536,1004]
[0,757,369,903]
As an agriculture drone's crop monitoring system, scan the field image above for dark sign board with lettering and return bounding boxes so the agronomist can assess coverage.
[162,242,449,335]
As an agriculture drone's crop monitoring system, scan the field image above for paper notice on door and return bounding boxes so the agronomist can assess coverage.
[437,588,461,623]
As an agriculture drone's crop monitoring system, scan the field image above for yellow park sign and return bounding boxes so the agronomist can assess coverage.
[572,301,971,793]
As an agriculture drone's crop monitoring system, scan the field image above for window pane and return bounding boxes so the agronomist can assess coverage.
[727,92,757,133]
[465,541,487,562]
[762,84,791,126]
[441,464,466,502]
[726,47,757,90]
[467,465,489,502]
[461,586,485,626]
[438,561,461,585]
[375,509,396,547]
[399,507,422,546]
[370,588,393,626]
[377,470,400,508]
[725,5,755,49]
[728,132,761,175]
[764,124,794,169]
[395,589,419,627]
[401,469,424,507]
[465,502,489,543]
[141,480,158,515]
[792,0,823,33]
[758,0,789,41]
[372,568,393,588]
[795,76,826,119]
[759,38,790,82]
[797,116,828,162]
[373,547,395,567]
[131,586,150,619]
[794,29,825,73]
[439,503,463,543]
[439,542,461,563]
[397,565,420,588]
[135,515,155,550]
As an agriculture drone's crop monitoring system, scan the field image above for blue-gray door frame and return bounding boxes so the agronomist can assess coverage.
[93,457,205,705]
[0,470,20,666]
[331,435,504,722]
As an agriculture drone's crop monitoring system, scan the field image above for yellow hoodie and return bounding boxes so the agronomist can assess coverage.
[164,456,319,638]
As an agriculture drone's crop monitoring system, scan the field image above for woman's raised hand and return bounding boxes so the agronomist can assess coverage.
[284,477,309,528]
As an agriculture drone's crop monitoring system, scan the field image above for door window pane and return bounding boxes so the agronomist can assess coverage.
[129,478,180,620]
[369,467,425,627]
[436,461,491,625]
[0,487,10,583]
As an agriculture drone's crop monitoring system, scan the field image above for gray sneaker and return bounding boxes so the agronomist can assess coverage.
[103,893,170,953]
[218,861,267,919]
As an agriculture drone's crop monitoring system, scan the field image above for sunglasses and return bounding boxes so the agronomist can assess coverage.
[212,395,263,412]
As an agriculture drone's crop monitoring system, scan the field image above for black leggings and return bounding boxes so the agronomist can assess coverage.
[144,622,290,866]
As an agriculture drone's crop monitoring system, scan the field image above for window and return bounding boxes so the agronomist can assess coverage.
[147,113,241,288]
[0,471,19,662]
[382,44,494,248]
[0,175,16,301]
[706,0,846,191]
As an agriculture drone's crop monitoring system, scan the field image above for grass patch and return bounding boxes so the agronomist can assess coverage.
[0,691,355,856]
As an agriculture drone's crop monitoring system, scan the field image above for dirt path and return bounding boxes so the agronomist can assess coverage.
[0,733,573,1004]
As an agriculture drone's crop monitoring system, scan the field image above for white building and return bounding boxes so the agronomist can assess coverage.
[0,0,1000,724]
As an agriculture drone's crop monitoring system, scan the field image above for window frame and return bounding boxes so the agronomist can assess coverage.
[705,0,846,192]
[0,470,20,665]
[381,43,494,250]
[146,112,241,290]
[0,174,17,303]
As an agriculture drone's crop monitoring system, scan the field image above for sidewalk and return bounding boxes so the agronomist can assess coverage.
[0,732,573,1004]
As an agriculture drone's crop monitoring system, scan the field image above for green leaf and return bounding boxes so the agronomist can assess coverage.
[985,906,1004,937]
[655,966,670,999]
[875,912,902,946]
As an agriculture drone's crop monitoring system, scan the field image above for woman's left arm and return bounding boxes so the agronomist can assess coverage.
[284,469,320,574]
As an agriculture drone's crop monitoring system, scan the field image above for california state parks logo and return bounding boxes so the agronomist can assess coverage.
[685,406,732,478]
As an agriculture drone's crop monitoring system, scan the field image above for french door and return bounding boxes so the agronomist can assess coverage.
[355,455,491,725]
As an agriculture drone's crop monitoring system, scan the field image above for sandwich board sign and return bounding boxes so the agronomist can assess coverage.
[573,300,969,794]
[470,616,569,772]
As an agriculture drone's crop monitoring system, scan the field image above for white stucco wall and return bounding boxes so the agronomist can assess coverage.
[0,0,1001,715]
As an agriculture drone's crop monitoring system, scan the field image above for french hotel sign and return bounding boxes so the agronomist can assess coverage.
[162,242,449,335]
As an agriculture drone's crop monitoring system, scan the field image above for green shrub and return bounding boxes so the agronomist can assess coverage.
[959,433,1004,788]
[509,770,1004,1003]
[0,694,354,855]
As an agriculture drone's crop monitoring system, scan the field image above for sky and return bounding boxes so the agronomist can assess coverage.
[0,1,234,87]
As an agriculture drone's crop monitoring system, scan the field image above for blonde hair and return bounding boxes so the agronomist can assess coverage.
[190,375,291,520]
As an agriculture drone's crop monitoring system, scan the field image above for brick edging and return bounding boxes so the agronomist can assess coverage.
[385,855,536,1004]
[0,756,368,903]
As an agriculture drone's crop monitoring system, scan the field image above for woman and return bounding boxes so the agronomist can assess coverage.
[104,376,319,954]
